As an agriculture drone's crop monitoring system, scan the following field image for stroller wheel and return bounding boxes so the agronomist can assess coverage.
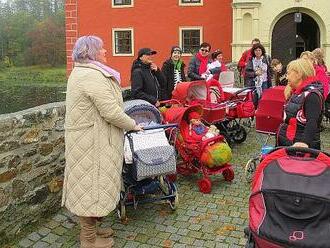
[117,193,127,221]
[169,187,179,211]
[245,158,259,183]
[223,167,235,182]
[232,126,247,144]
[198,178,212,194]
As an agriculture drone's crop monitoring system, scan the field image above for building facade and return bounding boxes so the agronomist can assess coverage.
[66,0,330,86]
[65,0,232,87]
[232,0,330,66]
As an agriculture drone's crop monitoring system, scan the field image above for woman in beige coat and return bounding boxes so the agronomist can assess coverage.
[62,36,142,248]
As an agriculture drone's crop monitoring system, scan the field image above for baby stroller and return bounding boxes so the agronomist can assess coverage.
[171,79,253,144]
[245,147,330,248]
[162,104,234,193]
[118,100,178,220]
[244,86,286,182]
[222,86,256,142]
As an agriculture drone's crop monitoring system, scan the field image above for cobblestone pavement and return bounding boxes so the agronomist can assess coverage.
[10,123,330,248]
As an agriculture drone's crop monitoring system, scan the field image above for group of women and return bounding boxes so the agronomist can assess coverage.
[61,35,329,247]
[130,42,228,106]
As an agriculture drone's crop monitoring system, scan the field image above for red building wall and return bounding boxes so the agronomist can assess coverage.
[65,0,233,87]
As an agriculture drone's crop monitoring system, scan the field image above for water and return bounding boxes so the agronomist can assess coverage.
[0,85,66,114]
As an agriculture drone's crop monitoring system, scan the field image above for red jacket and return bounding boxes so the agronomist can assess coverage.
[238,49,252,76]
[314,65,329,98]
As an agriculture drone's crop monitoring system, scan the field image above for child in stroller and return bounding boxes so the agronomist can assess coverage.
[119,100,178,221]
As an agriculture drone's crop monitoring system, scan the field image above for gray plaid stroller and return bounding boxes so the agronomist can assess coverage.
[118,100,178,220]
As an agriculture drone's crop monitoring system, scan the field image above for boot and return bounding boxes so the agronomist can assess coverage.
[79,217,114,248]
[95,217,114,238]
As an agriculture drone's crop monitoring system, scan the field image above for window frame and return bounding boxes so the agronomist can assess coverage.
[112,0,134,8]
[112,28,134,56]
[179,26,203,56]
[178,0,203,7]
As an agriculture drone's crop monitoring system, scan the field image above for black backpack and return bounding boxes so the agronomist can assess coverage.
[325,93,330,119]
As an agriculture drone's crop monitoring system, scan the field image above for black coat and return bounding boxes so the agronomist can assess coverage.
[161,59,186,100]
[131,60,165,105]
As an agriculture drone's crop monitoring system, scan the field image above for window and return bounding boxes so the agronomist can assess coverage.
[112,0,133,8]
[112,28,134,56]
[179,27,203,55]
[179,0,203,6]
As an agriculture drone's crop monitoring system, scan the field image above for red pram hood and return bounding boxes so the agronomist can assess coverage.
[172,80,224,105]
[255,86,286,134]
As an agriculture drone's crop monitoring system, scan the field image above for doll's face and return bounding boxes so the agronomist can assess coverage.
[190,118,201,125]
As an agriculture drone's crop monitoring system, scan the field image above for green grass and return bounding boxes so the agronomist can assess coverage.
[0,65,67,87]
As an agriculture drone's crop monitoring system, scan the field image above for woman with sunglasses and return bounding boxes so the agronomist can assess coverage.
[188,42,213,81]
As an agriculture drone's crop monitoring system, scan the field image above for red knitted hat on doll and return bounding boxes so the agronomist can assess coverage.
[188,111,201,120]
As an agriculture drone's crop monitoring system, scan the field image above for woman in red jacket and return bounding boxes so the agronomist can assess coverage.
[301,50,329,98]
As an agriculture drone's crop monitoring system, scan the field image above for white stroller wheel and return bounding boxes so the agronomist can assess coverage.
[245,157,259,183]
[117,193,127,221]
[169,191,179,210]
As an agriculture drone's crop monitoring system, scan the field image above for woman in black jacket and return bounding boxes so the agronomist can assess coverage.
[131,48,165,106]
[161,46,186,100]
[277,58,324,149]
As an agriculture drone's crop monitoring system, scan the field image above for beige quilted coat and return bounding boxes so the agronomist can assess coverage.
[61,63,136,217]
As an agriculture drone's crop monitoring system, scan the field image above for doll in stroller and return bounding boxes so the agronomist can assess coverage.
[162,104,234,193]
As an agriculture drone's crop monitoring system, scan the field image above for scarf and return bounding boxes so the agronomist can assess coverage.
[173,60,182,71]
[294,76,319,95]
[196,52,208,75]
[90,60,121,85]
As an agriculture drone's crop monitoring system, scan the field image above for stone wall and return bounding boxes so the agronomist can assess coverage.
[0,102,66,245]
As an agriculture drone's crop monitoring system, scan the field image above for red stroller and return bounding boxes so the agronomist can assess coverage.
[162,104,234,193]
[244,86,286,182]
[245,147,330,248]
[171,80,254,144]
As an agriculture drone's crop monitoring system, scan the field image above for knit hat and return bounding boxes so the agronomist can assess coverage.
[188,111,201,120]
[171,46,182,55]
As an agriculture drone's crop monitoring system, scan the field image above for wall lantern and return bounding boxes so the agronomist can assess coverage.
[294,12,302,23]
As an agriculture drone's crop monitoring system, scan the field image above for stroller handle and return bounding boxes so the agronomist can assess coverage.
[126,123,178,134]
[201,135,225,151]
[143,123,178,130]
[269,146,330,158]
[159,99,181,105]
[229,86,256,100]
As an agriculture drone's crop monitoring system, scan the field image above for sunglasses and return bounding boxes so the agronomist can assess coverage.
[200,48,209,52]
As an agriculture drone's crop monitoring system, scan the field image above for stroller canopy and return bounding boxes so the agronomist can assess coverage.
[172,80,223,105]
[124,99,162,125]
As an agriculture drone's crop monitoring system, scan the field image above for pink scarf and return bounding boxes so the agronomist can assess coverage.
[90,60,121,85]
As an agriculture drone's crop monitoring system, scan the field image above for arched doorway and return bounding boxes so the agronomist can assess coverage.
[271,13,320,66]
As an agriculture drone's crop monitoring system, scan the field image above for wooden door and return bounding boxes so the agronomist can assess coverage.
[271,13,297,66]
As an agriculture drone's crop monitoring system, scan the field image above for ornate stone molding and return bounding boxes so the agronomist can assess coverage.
[232,1,261,9]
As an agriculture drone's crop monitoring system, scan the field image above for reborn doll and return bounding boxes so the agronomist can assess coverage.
[188,112,220,141]
[188,112,207,136]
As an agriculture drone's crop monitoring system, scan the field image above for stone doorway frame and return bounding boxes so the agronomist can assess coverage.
[269,7,326,61]
[232,1,330,66]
